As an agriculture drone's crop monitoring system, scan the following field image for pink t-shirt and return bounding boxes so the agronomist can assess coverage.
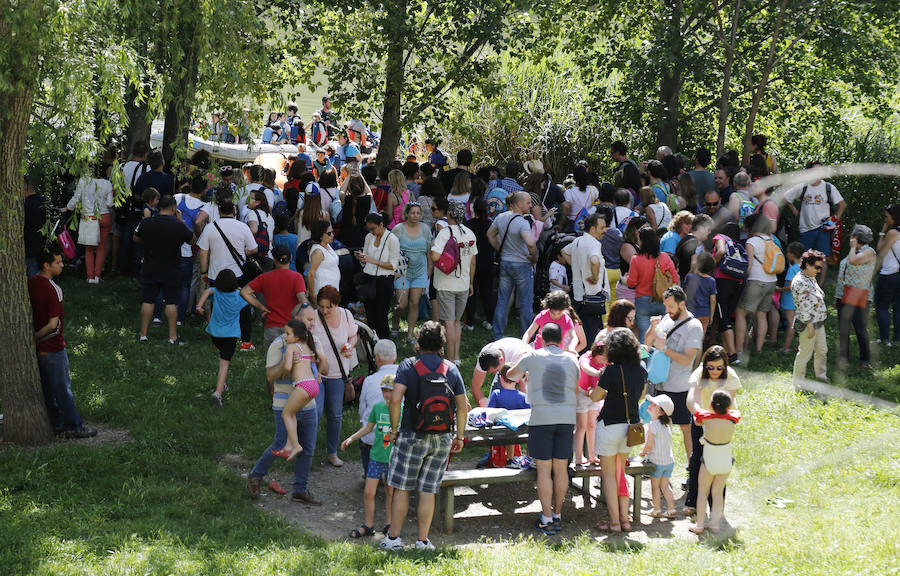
[578,351,606,391]
[532,309,577,349]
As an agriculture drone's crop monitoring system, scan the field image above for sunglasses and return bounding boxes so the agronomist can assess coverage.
[407,201,421,207]
[705,202,720,208]
[705,365,725,371]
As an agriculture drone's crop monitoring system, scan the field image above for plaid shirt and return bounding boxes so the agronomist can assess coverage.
[487,177,523,194]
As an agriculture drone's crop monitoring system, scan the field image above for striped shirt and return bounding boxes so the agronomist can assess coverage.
[646,419,674,466]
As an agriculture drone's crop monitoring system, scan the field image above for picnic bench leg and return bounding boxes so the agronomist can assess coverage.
[631,474,641,524]
[442,487,455,533]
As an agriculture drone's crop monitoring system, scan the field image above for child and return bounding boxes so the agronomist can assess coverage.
[272,319,320,461]
[684,251,717,335]
[487,364,530,465]
[522,290,586,353]
[575,341,606,465]
[639,394,677,519]
[549,249,570,294]
[271,212,298,271]
[778,242,804,352]
[195,269,260,406]
[142,187,160,219]
[340,374,398,538]
[690,390,741,535]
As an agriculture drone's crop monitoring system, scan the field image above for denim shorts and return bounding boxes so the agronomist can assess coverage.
[799,229,832,255]
[366,459,389,480]
[394,272,428,290]
[649,461,674,478]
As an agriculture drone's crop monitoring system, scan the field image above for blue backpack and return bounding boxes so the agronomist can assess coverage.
[485,187,508,220]
[716,234,748,279]
[177,194,202,235]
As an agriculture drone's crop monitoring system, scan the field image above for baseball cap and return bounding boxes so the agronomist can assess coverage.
[645,394,674,416]
[305,182,321,196]
[380,374,395,390]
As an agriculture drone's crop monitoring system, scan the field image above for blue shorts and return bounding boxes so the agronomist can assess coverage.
[528,423,575,461]
[649,462,674,478]
[394,272,428,290]
[366,459,389,480]
[799,229,832,256]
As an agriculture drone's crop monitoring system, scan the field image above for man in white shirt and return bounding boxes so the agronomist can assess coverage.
[197,199,258,349]
[783,160,846,284]
[562,213,610,344]
[471,337,531,407]
[431,202,478,365]
[236,165,274,219]
[357,339,399,474]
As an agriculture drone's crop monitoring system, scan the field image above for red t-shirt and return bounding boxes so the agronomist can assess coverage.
[247,268,307,328]
[28,274,65,353]
[626,253,679,299]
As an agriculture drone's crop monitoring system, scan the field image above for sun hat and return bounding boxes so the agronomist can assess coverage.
[523,159,545,175]
[645,394,674,416]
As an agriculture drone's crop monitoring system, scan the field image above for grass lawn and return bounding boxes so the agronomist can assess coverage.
[1,272,898,575]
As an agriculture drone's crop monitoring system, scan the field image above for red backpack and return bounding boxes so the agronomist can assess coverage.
[413,360,455,434]
[434,226,461,275]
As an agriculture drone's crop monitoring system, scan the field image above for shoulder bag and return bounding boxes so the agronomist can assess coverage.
[213,221,263,286]
[318,309,355,403]
[646,316,693,385]
[577,237,608,315]
[622,366,645,447]
[840,256,869,308]
[493,213,523,273]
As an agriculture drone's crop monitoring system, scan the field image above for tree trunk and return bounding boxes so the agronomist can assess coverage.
[657,0,683,151]
[374,1,407,170]
[125,85,152,158]
[715,0,741,158]
[742,0,787,164]
[162,17,200,171]
[0,3,55,446]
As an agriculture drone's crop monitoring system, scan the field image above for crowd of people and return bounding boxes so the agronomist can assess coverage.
[21,115,900,548]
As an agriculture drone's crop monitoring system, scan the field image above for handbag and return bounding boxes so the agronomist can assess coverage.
[356,235,389,301]
[840,263,869,308]
[78,216,101,246]
[214,221,263,286]
[318,309,355,403]
[52,219,77,260]
[652,253,675,301]
[621,366,645,447]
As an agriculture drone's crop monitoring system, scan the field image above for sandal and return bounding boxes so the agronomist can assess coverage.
[595,521,622,533]
[621,520,632,532]
[689,524,705,535]
[682,506,696,517]
[350,524,375,538]
[664,509,677,519]
[649,509,662,518]
[381,523,391,535]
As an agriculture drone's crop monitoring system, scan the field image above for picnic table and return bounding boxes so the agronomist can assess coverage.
[437,409,656,532]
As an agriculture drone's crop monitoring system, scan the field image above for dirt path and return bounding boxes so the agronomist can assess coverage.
[224,454,740,547]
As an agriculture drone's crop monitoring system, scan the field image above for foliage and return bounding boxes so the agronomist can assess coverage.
[0,273,898,573]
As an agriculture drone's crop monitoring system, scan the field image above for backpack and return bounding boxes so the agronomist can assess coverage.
[435,226,461,275]
[311,121,328,146]
[664,180,681,213]
[412,359,455,434]
[716,234,748,279]
[252,209,271,256]
[176,194,202,235]
[652,254,676,301]
[737,198,756,230]
[485,187,508,220]
[754,235,785,275]
[573,206,591,233]
[614,208,638,233]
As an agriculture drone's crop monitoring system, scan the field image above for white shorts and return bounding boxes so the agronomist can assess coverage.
[594,420,631,457]
[576,391,599,414]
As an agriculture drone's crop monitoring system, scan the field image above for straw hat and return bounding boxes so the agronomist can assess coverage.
[523,159,545,175]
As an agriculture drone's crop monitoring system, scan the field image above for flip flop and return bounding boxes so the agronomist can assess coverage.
[621,521,632,532]
[271,448,293,459]
[595,521,621,533]
[268,480,287,495]
[664,509,677,519]
[689,525,705,535]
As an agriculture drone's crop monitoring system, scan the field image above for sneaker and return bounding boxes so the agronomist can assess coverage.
[535,516,558,535]
[327,454,344,467]
[475,452,492,469]
[463,324,474,332]
[728,353,740,365]
[380,535,404,551]
[152,317,162,325]
[63,427,98,439]
[176,321,182,327]
[211,392,223,407]
[415,538,435,550]
[239,341,256,352]
[552,517,562,532]
[169,336,185,346]
[138,336,149,343]
[481,321,492,331]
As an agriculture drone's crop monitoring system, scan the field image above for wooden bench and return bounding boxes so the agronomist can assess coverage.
[437,462,656,533]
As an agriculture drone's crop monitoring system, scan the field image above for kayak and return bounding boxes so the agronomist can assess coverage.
[149,131,307,163]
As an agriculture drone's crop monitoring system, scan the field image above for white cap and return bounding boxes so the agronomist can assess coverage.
[645,394,674,416]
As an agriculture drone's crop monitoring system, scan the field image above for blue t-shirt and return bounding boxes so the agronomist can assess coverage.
[395,353,465,433]
[684,273,718,317]
[342,142,360,160]
[296,153,312,169]
[272,232,299,271]
[652,182,669,203]
[781,263,801,310]
[206,288,248,338]
[659,230,681,254]
[487,388,530,410]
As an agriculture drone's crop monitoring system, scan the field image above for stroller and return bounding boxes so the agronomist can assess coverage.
[347,319,379,403]
[533,229,577,307]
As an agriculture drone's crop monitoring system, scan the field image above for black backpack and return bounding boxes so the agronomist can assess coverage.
[412,359,455,434]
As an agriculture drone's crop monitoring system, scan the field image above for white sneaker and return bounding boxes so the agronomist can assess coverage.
[415,538,435,550]
[380,535,404,551]
[481,321,492,331]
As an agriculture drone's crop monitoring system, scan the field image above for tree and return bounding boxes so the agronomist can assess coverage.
[299,0,553,167]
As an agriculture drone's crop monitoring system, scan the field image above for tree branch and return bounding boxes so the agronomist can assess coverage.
[772,1,826,68]
[690,76,783,116]
[406,36,490,120]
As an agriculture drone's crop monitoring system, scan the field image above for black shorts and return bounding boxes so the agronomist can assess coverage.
[715,277,742,333]
[661,390,692,426]
[211,336,237,361]
[528,423,575,461]
[141,279,180,305]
